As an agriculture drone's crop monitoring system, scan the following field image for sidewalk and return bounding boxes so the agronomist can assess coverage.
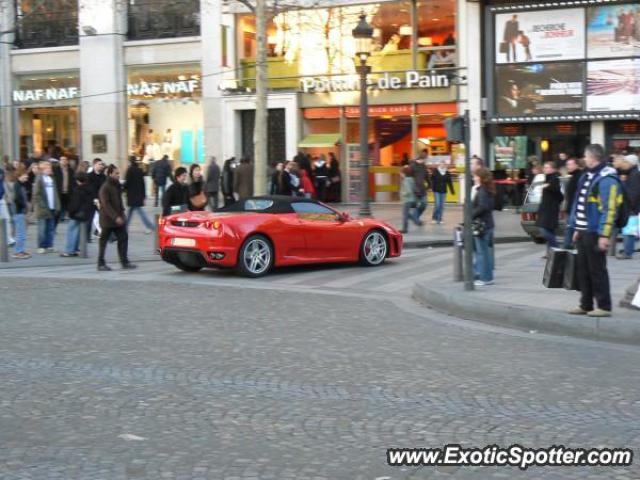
[413,247,640,345]
[0,203,528,269]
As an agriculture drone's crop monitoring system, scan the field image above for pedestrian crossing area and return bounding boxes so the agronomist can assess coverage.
[1,243,547,298]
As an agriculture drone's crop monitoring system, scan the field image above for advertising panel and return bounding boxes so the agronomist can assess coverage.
[495,9,585,64]
[586,59,640,112]
[587,4,640,59]
[492,136,528,169]
[495,63,584,116]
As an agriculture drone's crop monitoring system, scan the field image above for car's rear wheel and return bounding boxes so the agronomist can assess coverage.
[237,235,274,277]
[174,261,202,273]
[360,230,388,266]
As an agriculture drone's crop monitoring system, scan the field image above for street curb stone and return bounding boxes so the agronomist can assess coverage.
[412,283,640,346]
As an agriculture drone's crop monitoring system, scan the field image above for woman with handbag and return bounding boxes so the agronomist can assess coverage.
[472,168,496,287]
[399,166,422,234]
[188,164,207,211]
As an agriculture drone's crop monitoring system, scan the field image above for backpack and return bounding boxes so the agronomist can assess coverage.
[592,176,630,230]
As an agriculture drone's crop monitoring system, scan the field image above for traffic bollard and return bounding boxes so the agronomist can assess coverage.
[609,228,618,257]
[154,214,160,254]
[0,218,9,262]
[79,221,88,258]
[453,226,463,282]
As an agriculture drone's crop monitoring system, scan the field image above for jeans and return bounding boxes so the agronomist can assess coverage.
[433,192,446,222]
[576,232,611,311]
[64,219,81,254]
[155,184,166,207]
[14,213,26,254]
[37,215,56,249]
[563,225,575,249]
[539,227,558,249]
[415,195,427,220]
[127,206,155,230]
[207,192,219,211]
[0,198,14,244]
[474,228,494,282]
[623,235,636,257]
[98,225,129,266]
[402,202,420,231]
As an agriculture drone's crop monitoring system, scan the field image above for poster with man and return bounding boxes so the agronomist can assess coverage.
[587,4,640,59]
[495,9,585,64]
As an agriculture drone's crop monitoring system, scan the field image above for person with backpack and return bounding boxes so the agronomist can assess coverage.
[568,144,625,318]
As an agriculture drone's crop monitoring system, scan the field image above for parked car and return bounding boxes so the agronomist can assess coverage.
[158,195,403,277]
[520,176,569,243]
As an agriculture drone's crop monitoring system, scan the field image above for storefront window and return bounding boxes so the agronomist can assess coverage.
[14,73,80,160]
[127,0,200,40]
[235,0,456,87]
[127,64,203,166]
[14,0,79,49]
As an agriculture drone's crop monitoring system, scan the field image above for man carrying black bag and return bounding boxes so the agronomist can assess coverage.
[566,144,623,318]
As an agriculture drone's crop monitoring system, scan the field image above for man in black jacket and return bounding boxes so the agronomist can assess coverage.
[97,165,136,271]
[205,156,221,211]
[151,155,172,207]
[124,156,154,233]
[52,155,75,224]
[410,150,430,222]
[162,167,190,216]
[563,158,583,248]
[617,154,640,259]
[86,158,106,242]
[61,172,94,257]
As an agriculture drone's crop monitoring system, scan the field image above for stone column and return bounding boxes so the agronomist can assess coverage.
[78,0,127,167]
[457,0,483,158]
[0,0,16,159]
[590,121,606,147]
[201,0,224,165]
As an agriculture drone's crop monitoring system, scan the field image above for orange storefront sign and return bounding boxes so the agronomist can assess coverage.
[303,103,457,119]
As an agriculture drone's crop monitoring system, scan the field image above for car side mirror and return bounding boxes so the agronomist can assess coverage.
[338,212,351,222]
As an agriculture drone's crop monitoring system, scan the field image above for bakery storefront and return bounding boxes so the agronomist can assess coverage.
[233,0,460,202]
[127,63,203,167]
[486,0,640,167]
[13,72,81,161]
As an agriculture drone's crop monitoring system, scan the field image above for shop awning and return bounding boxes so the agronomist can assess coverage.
[298,133,341,148]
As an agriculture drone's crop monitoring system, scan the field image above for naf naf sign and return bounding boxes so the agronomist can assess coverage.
[301,71,450,94]
[12,79,201,104]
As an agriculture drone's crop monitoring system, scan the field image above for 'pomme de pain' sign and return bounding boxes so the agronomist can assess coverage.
[301,71,450,93]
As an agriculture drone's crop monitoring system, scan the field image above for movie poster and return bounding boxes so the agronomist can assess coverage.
[587,4,640,59]
[586,59,640,111]
[495,63,584,116]
[495,9,585,64]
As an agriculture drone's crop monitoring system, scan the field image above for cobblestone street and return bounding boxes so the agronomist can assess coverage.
[1,269,639,479]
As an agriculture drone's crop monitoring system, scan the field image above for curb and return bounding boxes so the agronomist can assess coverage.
[412,283,640,346]
[403,235,530,249]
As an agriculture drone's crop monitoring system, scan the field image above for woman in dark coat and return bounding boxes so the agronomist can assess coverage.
[327,152,341,202]
[124,156,155,232]
[188,164,206,211]
[535,161,563,254]
[472,168,496,286]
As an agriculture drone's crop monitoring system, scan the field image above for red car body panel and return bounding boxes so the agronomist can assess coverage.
[158,203,402,271]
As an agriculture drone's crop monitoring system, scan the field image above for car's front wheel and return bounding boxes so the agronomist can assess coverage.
[360,230,388,267]
[237,234,274,277]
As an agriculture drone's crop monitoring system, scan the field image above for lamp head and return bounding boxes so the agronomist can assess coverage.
[352,13,373,58]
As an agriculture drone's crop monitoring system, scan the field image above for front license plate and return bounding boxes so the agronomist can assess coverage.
[172,238,196,247]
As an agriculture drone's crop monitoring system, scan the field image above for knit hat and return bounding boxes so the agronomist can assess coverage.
[625,154,639,167]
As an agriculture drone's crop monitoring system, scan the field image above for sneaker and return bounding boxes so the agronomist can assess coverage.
[11,252,31,259]
[97,264,112,272]
[8,240,16,247]
[122,263,138,270]
[568,307,589,315]
[474,280,494,287]
[60,252,77,258]
[431,220,438,224]
[619,300,640,311]
[587,308,612,318]
[37,248,47,254]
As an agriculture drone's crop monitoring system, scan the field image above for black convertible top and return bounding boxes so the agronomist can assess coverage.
[217,195,320,214]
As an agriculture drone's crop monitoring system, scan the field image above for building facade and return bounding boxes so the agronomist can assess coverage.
[0,0,483,202]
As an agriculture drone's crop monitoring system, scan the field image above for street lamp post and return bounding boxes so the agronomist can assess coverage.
[353,14,373,218]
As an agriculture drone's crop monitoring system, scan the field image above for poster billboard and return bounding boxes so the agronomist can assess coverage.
[495,63,584,116]
[586,59,640,112]
[495,9,585,64]
[587,4,640,59]
[492,136,528,169]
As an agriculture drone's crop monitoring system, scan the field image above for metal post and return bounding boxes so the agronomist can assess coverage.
[0,218,9,262]
[358,60,372,218]
[463,110,475,291]
[453,226,463,282]
[154,214,160,254]
[78,221,88,258]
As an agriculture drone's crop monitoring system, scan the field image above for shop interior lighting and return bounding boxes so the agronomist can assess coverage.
[399,25,412,36]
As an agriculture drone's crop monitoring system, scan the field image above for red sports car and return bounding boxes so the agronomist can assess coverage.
[158,196,403,277]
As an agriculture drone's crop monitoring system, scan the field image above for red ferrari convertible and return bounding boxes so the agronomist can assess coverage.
[158,196,403,277]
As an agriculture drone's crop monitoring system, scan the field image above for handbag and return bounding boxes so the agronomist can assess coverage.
[543,248,567,288]
[562,249,580,291]
[499,42,509,54]
[190,191,207,209]
[622,214,640,237]
[471,219,486,237]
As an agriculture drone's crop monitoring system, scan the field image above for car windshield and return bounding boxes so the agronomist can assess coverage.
[244,199,274,211]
